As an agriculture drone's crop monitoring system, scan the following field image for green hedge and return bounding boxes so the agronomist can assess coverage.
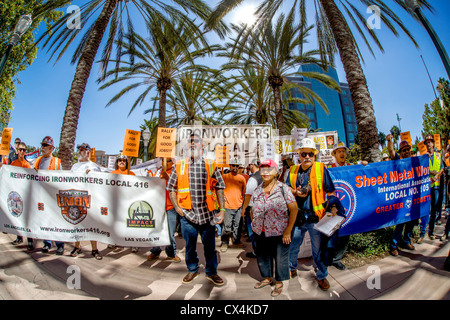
[347,227,394,257]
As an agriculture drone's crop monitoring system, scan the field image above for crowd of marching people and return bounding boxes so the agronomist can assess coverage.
[1,132,450,297]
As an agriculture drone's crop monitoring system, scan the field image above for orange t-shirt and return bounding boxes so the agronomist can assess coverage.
[223,173,247,209]
[10,159,31,168]
[111,168,136,175]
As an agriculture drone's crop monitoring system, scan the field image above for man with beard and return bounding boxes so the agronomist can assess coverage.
[286,138,338,291]
[167,133,226,286]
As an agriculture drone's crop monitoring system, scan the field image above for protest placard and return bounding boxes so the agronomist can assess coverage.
[0,128,13,156]
[156,127,176,158]
[122,129,141,158]
[400,131,412,146]
[215,145,229,167]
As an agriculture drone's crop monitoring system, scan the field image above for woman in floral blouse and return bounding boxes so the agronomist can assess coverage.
[249,159,298,297]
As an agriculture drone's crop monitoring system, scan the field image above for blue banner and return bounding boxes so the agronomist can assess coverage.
[328,155,431,236]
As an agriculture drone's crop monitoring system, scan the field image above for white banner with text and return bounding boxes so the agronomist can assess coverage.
[0,166,170,247]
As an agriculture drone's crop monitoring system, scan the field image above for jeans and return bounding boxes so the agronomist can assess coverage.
[221,208,241,245]
[254,232,290,281]
[391,220,416,249]
[180,216,218,276]
[420,187,442,237]
[43,240,64,249]
[246,214,256,254]
[289,223,328,280]
[332,235,350,264]
[151,208,178,257]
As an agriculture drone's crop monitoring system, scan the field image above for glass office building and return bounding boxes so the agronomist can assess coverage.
[287,64,357,146]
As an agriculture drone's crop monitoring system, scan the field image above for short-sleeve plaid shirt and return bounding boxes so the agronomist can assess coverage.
[167,157,225,225]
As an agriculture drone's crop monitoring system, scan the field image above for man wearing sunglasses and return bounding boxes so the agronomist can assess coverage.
[167,133,226,286]
[285,138,338,291]
[7,138,21,164]
[10,142,34,250]
[418,134,445,243]
[386,134,417,256]
[33,136,64,255]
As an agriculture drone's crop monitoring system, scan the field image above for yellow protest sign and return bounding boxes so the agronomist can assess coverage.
[0,128,13,156]
[155,127,176,158]
[90,148,96,162]
[215,146,229,167]
[434,134,441,150]
[400,131,412,147]
[122,129,141,158]
[418,141,427,155]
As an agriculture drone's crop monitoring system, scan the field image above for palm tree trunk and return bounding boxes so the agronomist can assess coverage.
[319,0,380,162]
[272,85,285,135]
[59,0,117,169]
[159,89,167,128]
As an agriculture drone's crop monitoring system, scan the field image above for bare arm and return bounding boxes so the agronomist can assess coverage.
[282,202,298,244]
[386,134,396,160]
[169,191,184,216]
[214,189,226,224]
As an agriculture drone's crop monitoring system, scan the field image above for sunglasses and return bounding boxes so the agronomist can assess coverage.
[41,144,51,148]
[400,148,411,153]
[230,164,239,167]
[424,140,433,144]
[18,148,26,152]
[118,159,127,163]
[301,152,315,158]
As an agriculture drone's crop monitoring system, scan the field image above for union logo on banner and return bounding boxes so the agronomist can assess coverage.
[127,200,155,228]
[56,189,91,225]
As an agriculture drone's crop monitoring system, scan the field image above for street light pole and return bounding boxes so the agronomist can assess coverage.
[142,128,151,162]
[406,0,450,80]
[0,14,33,78]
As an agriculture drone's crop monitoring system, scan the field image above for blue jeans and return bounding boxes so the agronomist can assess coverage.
[420,187,442,237]
[391,220,416,249]
[151,208,178,257]
[246,214,256,254]
[254,232,290,281]
[289,223,328,280]
[180,216,218,276]
[43,240,64,249]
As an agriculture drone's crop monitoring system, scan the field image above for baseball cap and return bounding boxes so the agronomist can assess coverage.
[259,159,279,171]
[77,143,91,151]
[41,136,54,147]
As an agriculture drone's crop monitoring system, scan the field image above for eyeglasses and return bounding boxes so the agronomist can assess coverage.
[18,148,26,152]
[301,152,315,158]
[189,139,201,144]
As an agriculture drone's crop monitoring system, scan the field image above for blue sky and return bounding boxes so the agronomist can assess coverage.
[7,0,450,155]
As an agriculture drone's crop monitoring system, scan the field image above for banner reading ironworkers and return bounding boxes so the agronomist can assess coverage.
[0,166,169,247]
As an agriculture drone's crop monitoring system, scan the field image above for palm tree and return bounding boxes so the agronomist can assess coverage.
[219,10,339,136]
[164,71,225,127]
[38,0,228,169]
[222,66,311,130]
[99,18,220,128]
[207,0,433,162]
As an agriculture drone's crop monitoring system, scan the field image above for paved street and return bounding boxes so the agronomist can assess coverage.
[0,223,449,301]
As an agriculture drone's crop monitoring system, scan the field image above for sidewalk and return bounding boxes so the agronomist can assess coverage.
[0,224,449,300]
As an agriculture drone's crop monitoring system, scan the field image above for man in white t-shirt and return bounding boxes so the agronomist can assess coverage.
[241,159,263,258]
[69,143,103,260]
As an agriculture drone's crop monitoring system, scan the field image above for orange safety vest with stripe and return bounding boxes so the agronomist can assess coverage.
[176,158,218,212]
[289,162,327,220]
[33,156,61,170]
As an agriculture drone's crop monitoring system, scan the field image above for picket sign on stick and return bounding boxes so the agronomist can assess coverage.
[0,127,13,156]
[122,129,141,174]
[155,127,177,175]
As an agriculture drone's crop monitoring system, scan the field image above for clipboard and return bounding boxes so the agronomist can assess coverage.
[313,213,345,237]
